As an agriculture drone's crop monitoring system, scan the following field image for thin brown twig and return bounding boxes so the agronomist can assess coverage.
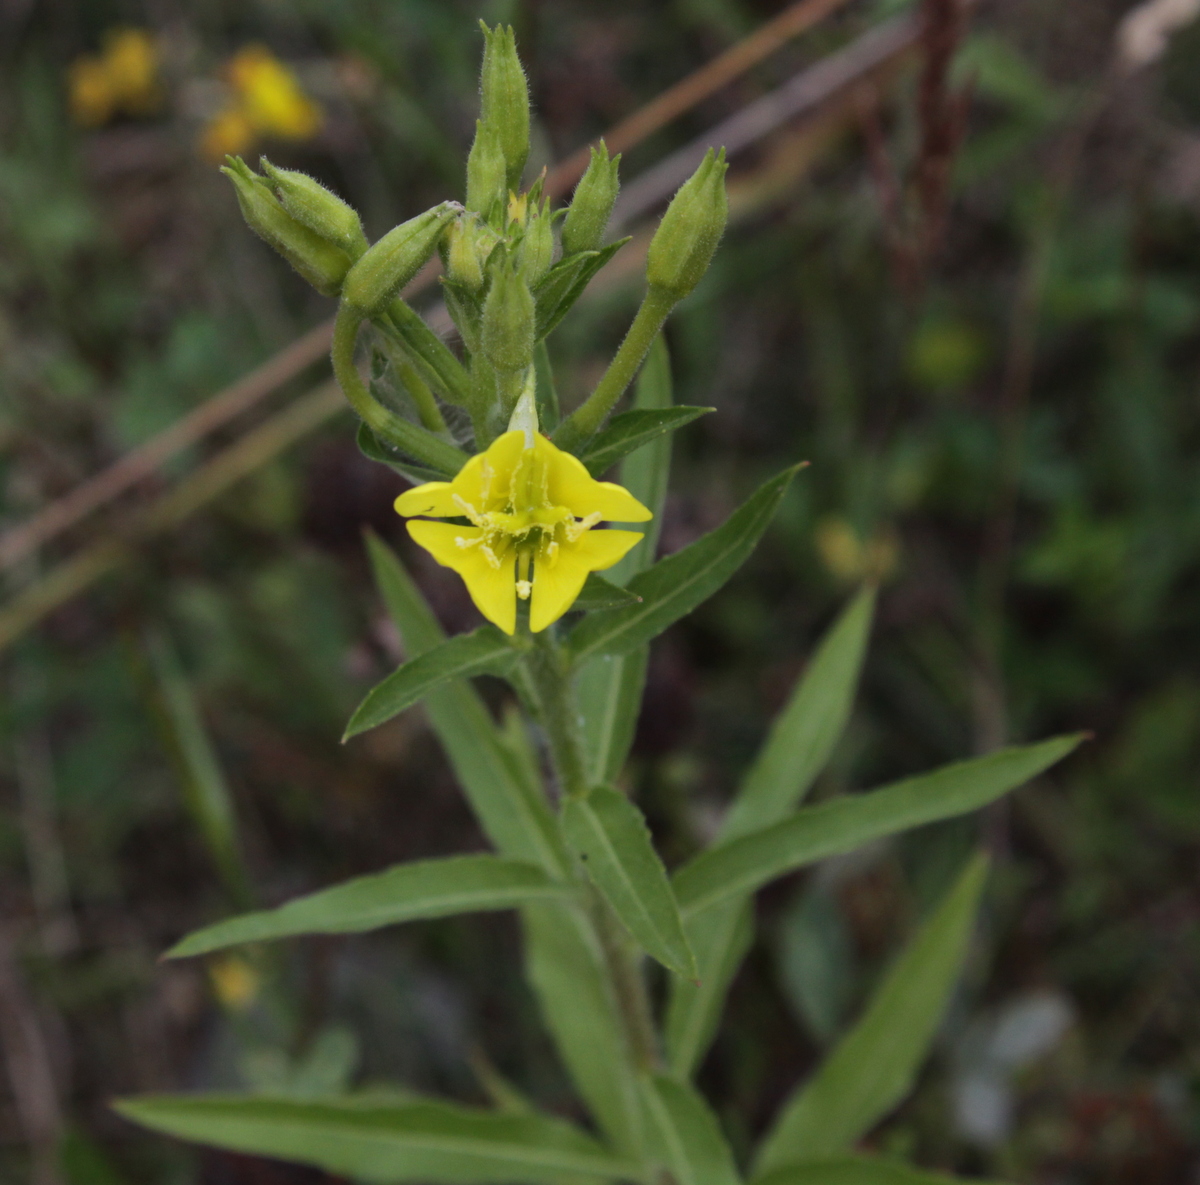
[547,0,857,197]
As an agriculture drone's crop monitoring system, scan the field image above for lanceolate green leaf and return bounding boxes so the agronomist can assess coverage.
[115,1095,637,1184]
[674,735,1084,918]
[579,406,713,478]
[534,239,629,339]
[577,334,672,784]
[358,423,449,485]
[665,898,753,1079]
[521,901,646,1158]
[362,538,644,1153]
[165,856,566,959]
[563,786,696,979]
[721,587,876,840]
[751,1157,1001,1185]
[365,534,567,877]
[573,572,643,612]
[642,1075,742,1185]
[568,465,804,665]
[754,856,990,1172]
[667,590,876,1078]
[344,625,519,740]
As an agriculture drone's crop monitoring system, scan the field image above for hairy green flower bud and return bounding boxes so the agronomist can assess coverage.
[478,22,530,192]
[645,147,729,301]
[465,120,508,220]
[342,201,459,314]
[481,258,534,374]
[221,156,351,297]
[562,142,621,257]
[443,215,485,292]
[260,157,368,260]
[518,203,555,285]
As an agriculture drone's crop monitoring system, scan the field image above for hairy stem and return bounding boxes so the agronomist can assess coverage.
[554,286,676,452]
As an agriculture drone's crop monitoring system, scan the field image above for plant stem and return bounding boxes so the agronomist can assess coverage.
[524,636,662,1072]
[553,286,676,452]
[332,305,468,476]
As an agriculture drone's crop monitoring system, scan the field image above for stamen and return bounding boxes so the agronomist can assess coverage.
[516,580,532,599]
[452,494,483,524]
[455,535,481,549]
[480,544,501,569]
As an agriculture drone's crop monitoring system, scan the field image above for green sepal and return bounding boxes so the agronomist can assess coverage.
[562,785,696,979]
[164,855,566,959]
[568,464,804,665]
[579,406,713,476]
[344,626,521,741]
[533,238,630,341]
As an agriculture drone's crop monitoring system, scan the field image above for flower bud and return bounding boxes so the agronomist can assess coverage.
[645,147,728,301]
[465,119,508,220]
[478,22,530,192]
[342,201,459,314]
[443,215,485,292]
[260,157,368,259]
[481,257,534,374]
[518,203,554,285]
[562,142,620,257]
[221,156,351,296]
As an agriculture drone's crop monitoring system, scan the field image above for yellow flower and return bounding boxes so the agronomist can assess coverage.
[229,46,322,139]
[395,431,651,634]
[68,28,161,128]
[207,954,260,1011]
[201,46,322,161]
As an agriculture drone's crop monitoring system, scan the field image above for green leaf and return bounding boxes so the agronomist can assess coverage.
[675,735,1084,918]
[721,587,876,840]
[534,340,560,430]
[115,1094,637,1183]
[754,855,989,1171]
[165,856,566,959]
[520,902,646,1158]
[666,590,875,1078]
[641,1075,741,1185]
[751,1157,1002,1185]
[357,422,449,484]
[140,626,252,909]
[365,533,567,876]
[573,572,643,612]
[344,626,519,740]
[534,239,629,339]
[569,465,803,666]
[562,786,696,978]
[577,334,673,785]
[665,898,753,1079]
[579,407,714,478]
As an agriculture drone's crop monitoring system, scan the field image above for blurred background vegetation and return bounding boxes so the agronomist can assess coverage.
[2,0,1200,1180]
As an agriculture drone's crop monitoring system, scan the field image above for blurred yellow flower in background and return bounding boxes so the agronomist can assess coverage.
[68,28,161,127]
[201,46,323,161]
[815,516,900,584]
[207,953,261,1012]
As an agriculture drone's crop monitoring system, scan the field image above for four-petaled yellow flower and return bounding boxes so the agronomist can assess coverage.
[396,431,651,634]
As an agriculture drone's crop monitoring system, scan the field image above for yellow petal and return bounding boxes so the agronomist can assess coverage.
[538,436,652,522]
[529,529,643,632]
[394,481,460,518]
[406,521,517,635]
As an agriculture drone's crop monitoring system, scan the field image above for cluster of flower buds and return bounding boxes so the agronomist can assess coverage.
[221,20,728,466]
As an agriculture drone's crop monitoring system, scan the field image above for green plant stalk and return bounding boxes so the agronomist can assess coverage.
[524,635,661,1075]
[377,335,450,434]
[332,306,468,475]
[383,299,472,408]
[554,286,677,452]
